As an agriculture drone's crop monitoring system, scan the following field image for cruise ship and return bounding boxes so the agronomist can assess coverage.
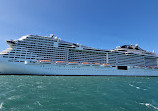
[0,34,158,76]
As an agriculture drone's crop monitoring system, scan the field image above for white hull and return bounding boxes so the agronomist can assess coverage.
[0,58,158,76]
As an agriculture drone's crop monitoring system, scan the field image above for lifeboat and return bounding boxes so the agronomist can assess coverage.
[102,63,110,67]
[40,60,51,62]
[68,62,78,65]
[82,62,90,64]
[146,66,153,69]
[92,63,100,66]
[102,63,110,65]
[139,66,145,67]
[154,67,158,69]
[56,61,66,65]
[39,60,51,64]
[139,66,158,69]
[56,61,65,63]
[146,66,158,69]
[82,62,90,66]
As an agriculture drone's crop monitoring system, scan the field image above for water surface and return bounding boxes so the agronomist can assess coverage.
[0,76,158,111]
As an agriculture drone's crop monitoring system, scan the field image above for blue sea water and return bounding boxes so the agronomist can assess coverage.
[0,76,158,111]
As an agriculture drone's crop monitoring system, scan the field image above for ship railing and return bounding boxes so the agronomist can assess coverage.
[24,60,120,69]
[24,60,158,70]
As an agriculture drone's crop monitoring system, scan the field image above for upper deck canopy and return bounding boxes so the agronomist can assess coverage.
[120,45,144,51]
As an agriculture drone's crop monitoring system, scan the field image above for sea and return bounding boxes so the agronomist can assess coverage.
[0,76,158,111]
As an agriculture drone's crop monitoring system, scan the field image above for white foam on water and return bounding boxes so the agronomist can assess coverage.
[37,85,43,88]
[17,84,25,88]
[140,103,158,110]
[8,95,21,100]
[36,101,42,106]
[129,84,141,89]
[137,82,142,83]
[36,82,42,85]
[0,102,4,109]
[136,87,140,89]
[129,84,134,87]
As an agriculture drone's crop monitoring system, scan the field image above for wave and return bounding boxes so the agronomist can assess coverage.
[0,102,4,109]
[140,103,158,110]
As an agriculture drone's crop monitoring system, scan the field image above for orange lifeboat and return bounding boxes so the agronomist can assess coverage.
[154,67,158,69]
[92,63,100,66]
[69,62,77,63]
[40,60,51,62]
[102,63,110,67]
[139,66,145,67]
[102,63,110,65]
[56,61,65,63]
[92,63,100,65]
[82,62,90,64]
[82,62,90,66]
[39,60,51,64]
[56,61,66,65]
[146,66,153,68]
[68,62,78,65]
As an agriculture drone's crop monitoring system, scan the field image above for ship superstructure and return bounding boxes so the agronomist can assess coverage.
[0,34,158,76]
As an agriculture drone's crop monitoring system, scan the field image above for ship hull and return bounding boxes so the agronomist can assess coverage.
[0,59,158,76]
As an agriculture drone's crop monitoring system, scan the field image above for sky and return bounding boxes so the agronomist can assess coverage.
[0,0,158,52]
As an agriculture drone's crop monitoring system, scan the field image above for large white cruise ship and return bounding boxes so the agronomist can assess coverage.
[0,34,158,76]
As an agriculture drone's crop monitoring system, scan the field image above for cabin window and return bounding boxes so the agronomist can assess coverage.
[117,66,128,70]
